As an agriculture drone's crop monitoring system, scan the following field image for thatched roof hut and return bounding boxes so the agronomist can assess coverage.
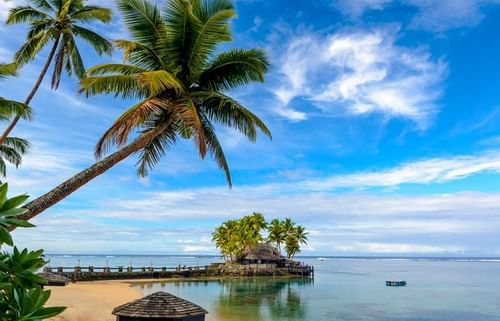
[239,243,285,264]
[112,291,208,321]
[37,272,71,286]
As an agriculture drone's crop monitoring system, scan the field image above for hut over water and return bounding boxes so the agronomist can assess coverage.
[238,243,286,265]
[113,291,208,321]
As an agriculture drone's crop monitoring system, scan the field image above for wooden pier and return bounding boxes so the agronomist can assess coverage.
[43,263,314,282]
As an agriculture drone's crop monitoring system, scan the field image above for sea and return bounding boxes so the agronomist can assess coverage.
[45,255,500,321]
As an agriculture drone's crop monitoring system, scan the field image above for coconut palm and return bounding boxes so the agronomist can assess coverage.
[0,63,31,177]
[294,225,308,246]
[267,218,285,252]
[0,0,113,144]
[239,212,267,250]
[15,0,271,224]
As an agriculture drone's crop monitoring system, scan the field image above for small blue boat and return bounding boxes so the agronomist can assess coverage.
[386,280,406,287]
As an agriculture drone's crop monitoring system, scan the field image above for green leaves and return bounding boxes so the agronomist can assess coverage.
[0,287,66,321]
[198,48,269,92]
[7,0,112,77]
[0,182,64,320]
[214,215,309,261]
[86,0,270,185]
[0,183,32,246]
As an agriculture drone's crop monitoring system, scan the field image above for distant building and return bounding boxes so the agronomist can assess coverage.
[238,243,286,266]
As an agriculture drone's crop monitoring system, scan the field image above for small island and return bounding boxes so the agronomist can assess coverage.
[43,213,313,281]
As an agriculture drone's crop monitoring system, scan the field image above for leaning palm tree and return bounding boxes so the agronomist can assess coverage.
[14,0,271,225]
[0,0,113,144]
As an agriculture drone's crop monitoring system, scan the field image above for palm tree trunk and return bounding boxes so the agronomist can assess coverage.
[0,36,61,145]
[11,121,170,226]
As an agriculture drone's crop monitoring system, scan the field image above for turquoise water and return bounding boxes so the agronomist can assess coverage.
[46,255,500,320]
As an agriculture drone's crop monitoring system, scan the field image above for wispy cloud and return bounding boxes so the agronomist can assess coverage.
[334,0,500,31]
[271,28,445,127]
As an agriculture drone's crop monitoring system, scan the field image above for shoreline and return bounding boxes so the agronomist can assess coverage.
[46,275,307,321]
[47,281,142,321]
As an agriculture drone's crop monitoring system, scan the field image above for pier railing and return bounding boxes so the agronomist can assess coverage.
[44,263,314,282]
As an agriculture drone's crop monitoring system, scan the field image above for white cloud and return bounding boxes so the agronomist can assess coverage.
[272,29,445,127]
[334,0,392,18]
[335,0,500,31]
[0,0,23,21]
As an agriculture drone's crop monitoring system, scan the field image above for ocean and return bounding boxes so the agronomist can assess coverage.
[45,255,500,321]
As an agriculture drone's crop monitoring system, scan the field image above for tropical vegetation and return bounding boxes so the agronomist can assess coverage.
[0,0,113,145]
[213,214,308,262]
[0,183,65,320]
[0,63,31,177]
[13,0,271,225]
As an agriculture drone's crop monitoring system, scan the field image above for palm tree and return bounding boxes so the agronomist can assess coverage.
[0,63,31,177]
[267,218,285,252]
[212,219,243,263]
[13,0,271,225]
[239,212,267,251]
[0,0,113,145]
[284,225,308,261]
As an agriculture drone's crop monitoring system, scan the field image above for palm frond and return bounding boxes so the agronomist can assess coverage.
[0,145,23,170]
[6,6,50,25]
[71,6,112,23]
[187,0,235,77]
[66,32,86,79]
[28,0,56,13]
[2,137,30,153]
[163,0,198,77]
[72,25,113,56]
[198,48,269,91]
[192,0,234,23]
[95,97,167,157]
[173,96,207,158]
[80,74,148,99]
[135,116,177,176]
[195,90,271,141]
[137,70,185,96]
[0,63,17,79]
[86,63,147,76]
[14,30,53,66]
[116,0,164,48]
[113,39,165,70]
[0,98,33,121]
[199,112,232,186]
[27,19,55,39]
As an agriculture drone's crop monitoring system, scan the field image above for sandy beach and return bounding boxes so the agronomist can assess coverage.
[47,281,143,321]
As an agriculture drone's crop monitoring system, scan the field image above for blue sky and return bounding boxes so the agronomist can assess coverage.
[2,0,500,256]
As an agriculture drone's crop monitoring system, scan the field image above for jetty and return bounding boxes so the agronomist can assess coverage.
[43,262,314,282]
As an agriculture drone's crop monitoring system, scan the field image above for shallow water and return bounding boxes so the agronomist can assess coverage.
[131,258,500,321]
[45,255,500,320]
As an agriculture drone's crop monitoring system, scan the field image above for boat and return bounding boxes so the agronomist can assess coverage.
[386,280,407,287]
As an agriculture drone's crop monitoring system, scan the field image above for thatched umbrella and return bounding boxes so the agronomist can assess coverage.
[113,291,208,321]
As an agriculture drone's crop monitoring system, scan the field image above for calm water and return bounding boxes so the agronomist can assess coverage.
[46,255,500,321]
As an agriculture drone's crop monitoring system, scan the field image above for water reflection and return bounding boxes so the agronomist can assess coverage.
[213,278,312,321]
[134,278,313,321]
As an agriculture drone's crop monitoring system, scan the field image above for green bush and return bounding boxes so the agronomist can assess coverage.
[0,183,65,321]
